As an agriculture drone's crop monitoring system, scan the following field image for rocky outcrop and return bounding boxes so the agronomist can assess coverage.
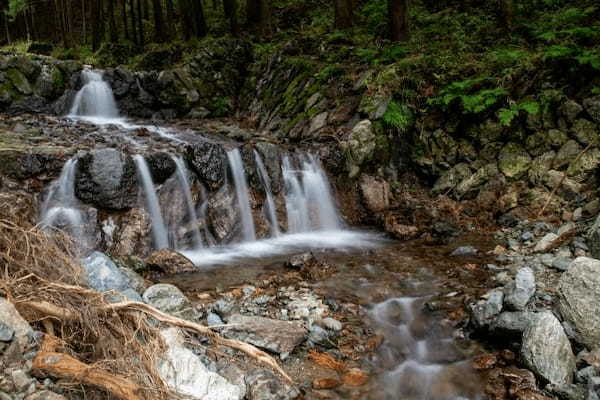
[75,148,138,210]
[558,257,600,349]
[185,140,229,189]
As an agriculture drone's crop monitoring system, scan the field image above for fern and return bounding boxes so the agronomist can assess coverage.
[383,100,414,131]
[576,50,600,70]
[432,78,508,114]
[498,101,541,127]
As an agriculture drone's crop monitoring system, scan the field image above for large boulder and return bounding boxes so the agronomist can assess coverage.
[558,257,600,349]
[158,328,243,400]
[521,311,575,385]
[145,152,176,184]
[75,148,138,210]
[342,120,376,177]
[359,174,390,213]
[0,297,33,351]
[185,141,228,189]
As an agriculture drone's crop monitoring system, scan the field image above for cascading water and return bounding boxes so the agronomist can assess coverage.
[282,153,341,233]
[171,155,204,249]
[253,150,280,237]
[39,158,88,249]
[69,70,120,120]
[133,155,169,249]
[227,149,256,242]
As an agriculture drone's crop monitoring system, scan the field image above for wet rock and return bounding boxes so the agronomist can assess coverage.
[254,142,282,194]
[75,148,137,210]
[359,174,390,213]
[158,327,243,400]
[469,289,503,328]
[558,257,600,349]
[521,311,575,385]
[223,314,307,355]
[534,233,559,253]
[0,297,33,351]
[145,152,176,184]
[450,246,478,257]
[505,267,536,310]
[143,284,197,320]
[185,140,228,189]
[498,143,531,178]
[245,369,299,400]
[145,249,197,274]
[207,185,239,242]
[81,251,129,293]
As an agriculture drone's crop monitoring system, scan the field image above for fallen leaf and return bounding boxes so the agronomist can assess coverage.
[342,368,369,386]
[312,378,341,389]
[308,351,346,371]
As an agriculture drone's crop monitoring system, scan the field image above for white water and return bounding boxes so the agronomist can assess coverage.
[69,70,119,118]
[40,158,84,235]
[253,150,280,237]
[133,155,169,249]
[227,149,256,242]
[171,155,204,249]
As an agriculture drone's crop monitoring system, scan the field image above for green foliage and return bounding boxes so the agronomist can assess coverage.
[498,101,540,126]
[382,100,414,132]
[316,65,344,82]
[576,49,600,70]
[432,78,508,114]
[0,40,30,54]
[592,87,600,95]
[6,0,27,20]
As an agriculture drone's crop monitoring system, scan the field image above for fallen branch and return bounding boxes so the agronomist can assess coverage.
[33,335,144,400]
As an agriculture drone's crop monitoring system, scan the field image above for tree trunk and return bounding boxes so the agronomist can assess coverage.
[388,0,409,42]
[82,0,86,43]
[499,0,514,30]
[91,0,102,50]
[258,0,271,37]
[246,0,259,28]
[4,13,10,44]
[129,0,137,44]
[151,0,164,41]
[223,0,239,36]
[179,0,193,40]
[108,0,118,42]
[334,0,353,29]
[136,0,144,44]
[122,0,129,40]
[191,0,207,37]
[165,0,174,39]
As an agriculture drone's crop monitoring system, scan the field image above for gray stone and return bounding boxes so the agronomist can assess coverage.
[185,141,228,189]
[359,174,390,213]
[158,328,243,400]
[213,300,234,316]
[571,119,599,146]
[245,369,299,400]
[342,120,376,177]
[555,140,583,169]
[24,391,67,399]
[469,289,503,328]
[534,233,559,252]
[521,311,575,385]
[492,311,537,336]
[223,314,307,355]
[450,246,478,256]
[432,163,472,194]
[546,383,587,400]
[0,297,33,351]
[11,370,32,392]
[505,267,535,310]
[308,112,328,134]
[558,257,600,349]
[143,284,197,321]
[587,214,600,259]
[498,142,531,178]
[559,99,584,122]
[0,321,14,342]
[207,312,224,327]
[75,148,138,210]
[321,317,342,331]
[81,252,129,293]
[552,257,573,272]
[576,366,598,384]
[308,325,330,346]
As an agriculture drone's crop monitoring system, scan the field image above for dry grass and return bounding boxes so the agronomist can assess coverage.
[0,217,170,399]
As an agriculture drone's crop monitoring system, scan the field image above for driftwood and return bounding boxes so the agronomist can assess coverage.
[21,296,293,384]
[33,335,144,400]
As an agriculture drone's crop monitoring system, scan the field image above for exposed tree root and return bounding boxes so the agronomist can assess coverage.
[33,335,144,400]
[21,296,293,384]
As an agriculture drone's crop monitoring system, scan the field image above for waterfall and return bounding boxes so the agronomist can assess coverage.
[227,149,256,242]
[253,150,280,237]
[69,69,119,120]
[171,155,203,249]
[40,158,86,242]
[282,153,341,233]
[133,155,169,249]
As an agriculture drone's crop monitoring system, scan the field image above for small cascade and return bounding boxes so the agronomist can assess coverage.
[69,70,119,120]
[40,158,83,232]
[370,296,481,400]
[171,155,203,249]
[227,149,256,242]
[282,153,342,233]
[253,150,280,237]
[133,155,169,249]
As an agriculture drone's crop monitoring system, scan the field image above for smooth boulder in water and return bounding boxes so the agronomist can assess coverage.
[75,148,138,210]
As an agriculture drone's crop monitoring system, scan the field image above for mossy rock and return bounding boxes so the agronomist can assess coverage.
[571,119,599,146]
[136,46,183,71]
[0,82,14,105]
[95,43,136,67]
[498,142,532,179]
[566,148,600,181]
[455,162,499,199]
[529,151,557,186]
[34,65,65,100]
[554,140,583,170]
[5,69,31,95]
[7,55,40,79]
[359,91,391,120]
[432,163,472,194]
